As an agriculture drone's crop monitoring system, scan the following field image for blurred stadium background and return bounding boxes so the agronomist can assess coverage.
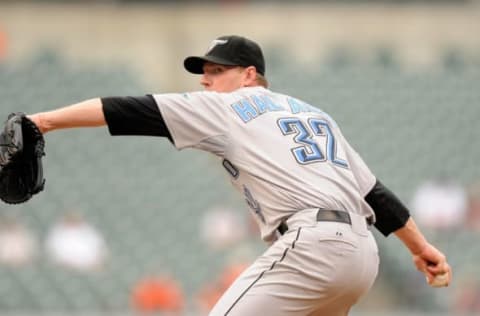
[0,1,479,315]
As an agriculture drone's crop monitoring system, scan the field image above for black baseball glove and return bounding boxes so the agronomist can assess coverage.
[0,113,46,204]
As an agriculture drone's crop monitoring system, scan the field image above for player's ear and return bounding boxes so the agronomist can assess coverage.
[243,66,258,86]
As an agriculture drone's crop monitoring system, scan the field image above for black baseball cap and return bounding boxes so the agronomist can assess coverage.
[184,35,265,76]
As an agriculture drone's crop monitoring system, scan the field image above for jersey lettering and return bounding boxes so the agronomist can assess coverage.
[287,97,321,115]
[232,95,284,123]
[251,95,283,114]
[232,99,258,122]
[278,117,349,168]
[287,97,338,127]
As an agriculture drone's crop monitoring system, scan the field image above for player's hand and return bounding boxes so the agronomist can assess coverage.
[412,243,451,287]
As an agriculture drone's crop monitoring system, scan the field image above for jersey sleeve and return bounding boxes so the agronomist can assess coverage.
[152,91,230,155]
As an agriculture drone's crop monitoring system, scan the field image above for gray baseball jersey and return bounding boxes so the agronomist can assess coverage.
[154,86,376,242]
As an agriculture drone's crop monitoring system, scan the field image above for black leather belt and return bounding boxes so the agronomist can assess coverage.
[277,209,363,235]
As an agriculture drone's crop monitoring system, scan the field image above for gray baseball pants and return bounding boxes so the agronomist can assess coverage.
[209,209,379,316]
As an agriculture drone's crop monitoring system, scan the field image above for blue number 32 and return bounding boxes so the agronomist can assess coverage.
[277,118,349,168]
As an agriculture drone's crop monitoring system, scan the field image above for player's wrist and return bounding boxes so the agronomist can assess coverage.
[410,240,430,256]
[27,113,48,134]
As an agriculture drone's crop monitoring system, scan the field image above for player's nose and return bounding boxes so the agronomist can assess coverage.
[200,74,210,89]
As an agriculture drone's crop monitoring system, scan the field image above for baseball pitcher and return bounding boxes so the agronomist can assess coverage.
[2,35,451,316]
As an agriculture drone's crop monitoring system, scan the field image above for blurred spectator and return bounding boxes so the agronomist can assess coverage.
[0,216,37,266]
[200,205,247,251]
[410,177,467,230]
[131,275,184,315]
[464,181,480,231]
[196,262,248,315]
[45,211,108,272]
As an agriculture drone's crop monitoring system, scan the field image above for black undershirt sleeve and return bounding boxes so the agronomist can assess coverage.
[101,95,173,142]
[365,179,411,237]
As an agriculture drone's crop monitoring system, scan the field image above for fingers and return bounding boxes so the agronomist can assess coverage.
[428,270,451,287]
[414,243,447,269]
[429,263,452,284]
[421,261,451,287]
[424,261,452,287]
[413,256,427,273]
[412,247,452,287]
[426,263,446,274]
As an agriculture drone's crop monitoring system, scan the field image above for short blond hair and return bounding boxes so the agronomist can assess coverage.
[256,73,269,88]
[236,65,269,88]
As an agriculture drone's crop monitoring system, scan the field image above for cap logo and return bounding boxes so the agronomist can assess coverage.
[207,39,228,53]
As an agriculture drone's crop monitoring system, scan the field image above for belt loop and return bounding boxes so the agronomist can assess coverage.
[349,212,369,236]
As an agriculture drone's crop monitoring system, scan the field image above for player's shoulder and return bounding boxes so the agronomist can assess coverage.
[193,86,276,104]
[206,86,271,99]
